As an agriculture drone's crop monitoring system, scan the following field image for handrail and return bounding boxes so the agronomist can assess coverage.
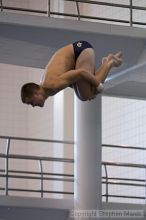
[102,194,145,200]
[0,174,74,182]
[65,0,146,11]
[0,135,146,202]
[102,176,145,183]
[102,143,146,151]
[0,153,74,163]
[0,135,74,145]
[0,147,145,200]
[0,135,74,197]
[0,187,73,195]
[0,169,74,178]
[102,161,146,203]
[102,161,146,169]
[1,4,146,13]
[102,181,145,188]
[0,0,145,27]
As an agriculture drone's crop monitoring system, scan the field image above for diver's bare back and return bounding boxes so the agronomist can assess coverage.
[41,44,75,89]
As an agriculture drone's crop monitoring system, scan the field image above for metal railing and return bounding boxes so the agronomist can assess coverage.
[102,161,146,203]
[0,0,146,27]
[102,144,146,203]
[0,136,74,197]
[0,135,146,203]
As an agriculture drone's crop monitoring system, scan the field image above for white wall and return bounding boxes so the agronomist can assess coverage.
[0,63,28,137]
[0,63,28,196]
[0,63,74,199]
[0,63,54,138]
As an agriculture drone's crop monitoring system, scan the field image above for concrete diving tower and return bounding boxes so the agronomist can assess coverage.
[0,12,146,220]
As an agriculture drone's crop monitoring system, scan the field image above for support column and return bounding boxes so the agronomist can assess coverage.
[74,95,102,220]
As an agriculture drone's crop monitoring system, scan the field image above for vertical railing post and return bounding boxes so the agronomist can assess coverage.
[39,159,44,198]
[104,164,109,203]
[5,138,11,195]
[145,167,146,204]
[129,0,133,26]
[47,0,51,17]
[0,0,3,12]
[75,1,81,20]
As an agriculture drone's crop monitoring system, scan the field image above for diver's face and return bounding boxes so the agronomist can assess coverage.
[25,92,45,107]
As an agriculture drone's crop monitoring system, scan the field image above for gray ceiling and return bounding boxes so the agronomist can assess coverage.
[0,12,146,99]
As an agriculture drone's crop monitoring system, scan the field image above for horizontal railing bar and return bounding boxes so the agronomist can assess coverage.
[0,171,144,184]
[102,176,145,182]
[50,12,146,26]
[0,169,74,177]
[0,153,74,163]
[1,155,145,167]
[131,21,146,26]
[1,2,146,13]
[65,0,146,11]
[0,188,5,190]
[102,181,146,187]
[0,6,47,14]
[102,161,146,169]
[102,144,146,151]
[0,171,143,183]
[0,188,74,195]
[0,174,74,182]
[0,135,74,145]
[0,8,145,26]
[102,194,145,199]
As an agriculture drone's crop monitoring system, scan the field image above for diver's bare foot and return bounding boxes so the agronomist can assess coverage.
[102,51,123,67]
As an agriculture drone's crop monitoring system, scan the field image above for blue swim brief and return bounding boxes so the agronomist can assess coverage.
[73,41,93,62]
